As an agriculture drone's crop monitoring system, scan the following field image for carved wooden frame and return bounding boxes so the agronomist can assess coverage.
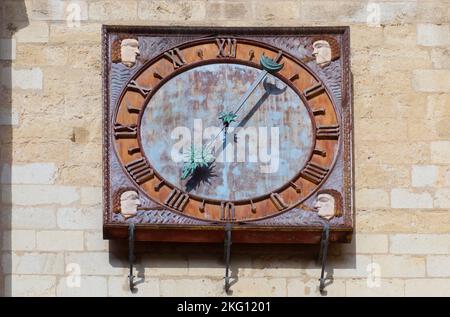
[102,26,354,244]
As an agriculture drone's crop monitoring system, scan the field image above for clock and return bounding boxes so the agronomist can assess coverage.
[103,26,353,244]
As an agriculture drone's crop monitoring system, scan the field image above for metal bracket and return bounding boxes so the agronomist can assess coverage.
[223,222,232,293]
[128,223,135,291]
[318,222,330,293]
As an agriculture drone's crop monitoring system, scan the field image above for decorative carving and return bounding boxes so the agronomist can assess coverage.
[112,36,140,68]
[103,26,353,243]
[314,189,343,220]
[311,36,340,68]
[119,190,141,219]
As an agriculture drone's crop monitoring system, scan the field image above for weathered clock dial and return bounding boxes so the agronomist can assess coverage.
[104,27,353,243]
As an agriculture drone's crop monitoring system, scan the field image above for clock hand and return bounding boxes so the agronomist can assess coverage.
[221,51,284,125]
[233,78,287,129]
[181,52,284,180]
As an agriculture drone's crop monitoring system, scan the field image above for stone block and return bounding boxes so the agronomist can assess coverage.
[36,230,84,251]
[109,276,160,297]
[3,252,64,274]
[80,186,102,205]
[57,207,101,230]
[139,0,206,21]
[417,24,450,46]
[346,278,404,297]
[15,22,49,43]
[434,188,450,208]
[0,38,16,60]
[56,275,107,297]
[7,275,56,297]
[8,206,57,229]
[64,252,126,276]
[85,231,108,251]
[2,185,79,206]
[30,0,88,21]
[412,165,438,187]
[1,163,57,184]
[159,278,223,297]
[405,279,450,296]
[340,234,389,254]
[287,278,345,297]
[391,188,433,209]
[431,141,450,164]
[89,0,137,21]
[1,67,43,90]
[390,234,450,255]
[2,230,36,251]
[412,70,450,93]
[355,189,389,209]
[372,255,426,278]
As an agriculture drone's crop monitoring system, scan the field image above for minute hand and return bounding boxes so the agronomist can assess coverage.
[231,52,284,118]
[204,53,285,154]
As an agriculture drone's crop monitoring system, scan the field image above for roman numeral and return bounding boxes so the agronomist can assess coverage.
[250,200,257,213]
[248,50,255,61]
[199,200,206,213]
[127,80,151,97]
[153,71,163,80]
[164,188,189,211]
[289,73,299,82]
[164,48,186,69]
[220,201,235,221]
[270,193,288,211]
[126,104,140,114]
[304,82,325,100]
[313,108,325,116]
[290,182,302,193]
[313,148,327,157]
[125,157,154,184]
[127,146,140,155]
[197,49,204,60]
[216,38,237,58]
[301,162,329,185]
[274,50,283,63]
[316,124,340,139]
[154,180,165,192]
[114,123,137,139]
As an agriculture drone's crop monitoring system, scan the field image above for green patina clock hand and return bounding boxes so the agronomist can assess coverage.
[218,52,284,128]
[181,52,284,180]
[208,52,284,149]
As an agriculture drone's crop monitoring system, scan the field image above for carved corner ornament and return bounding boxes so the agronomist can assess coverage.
[114,189,141,219]
[311,36,340,68]
[112,35,140,68]
[314,189,343,221]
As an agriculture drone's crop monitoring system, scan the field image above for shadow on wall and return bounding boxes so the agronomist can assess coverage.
[108,238,357,296]
[0,0,29,297]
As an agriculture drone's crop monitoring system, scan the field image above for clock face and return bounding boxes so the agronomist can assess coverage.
[113,38,340,222]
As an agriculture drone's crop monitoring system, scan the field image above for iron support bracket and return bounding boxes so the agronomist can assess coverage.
[318,222,330,293]
[128,223,136,291]
[223,222,232,293]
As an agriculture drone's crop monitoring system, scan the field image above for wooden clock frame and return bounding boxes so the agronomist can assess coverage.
[102,26,354,290]
[102,26,354,246]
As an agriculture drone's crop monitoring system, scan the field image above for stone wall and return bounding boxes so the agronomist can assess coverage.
[0,0,449,296]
